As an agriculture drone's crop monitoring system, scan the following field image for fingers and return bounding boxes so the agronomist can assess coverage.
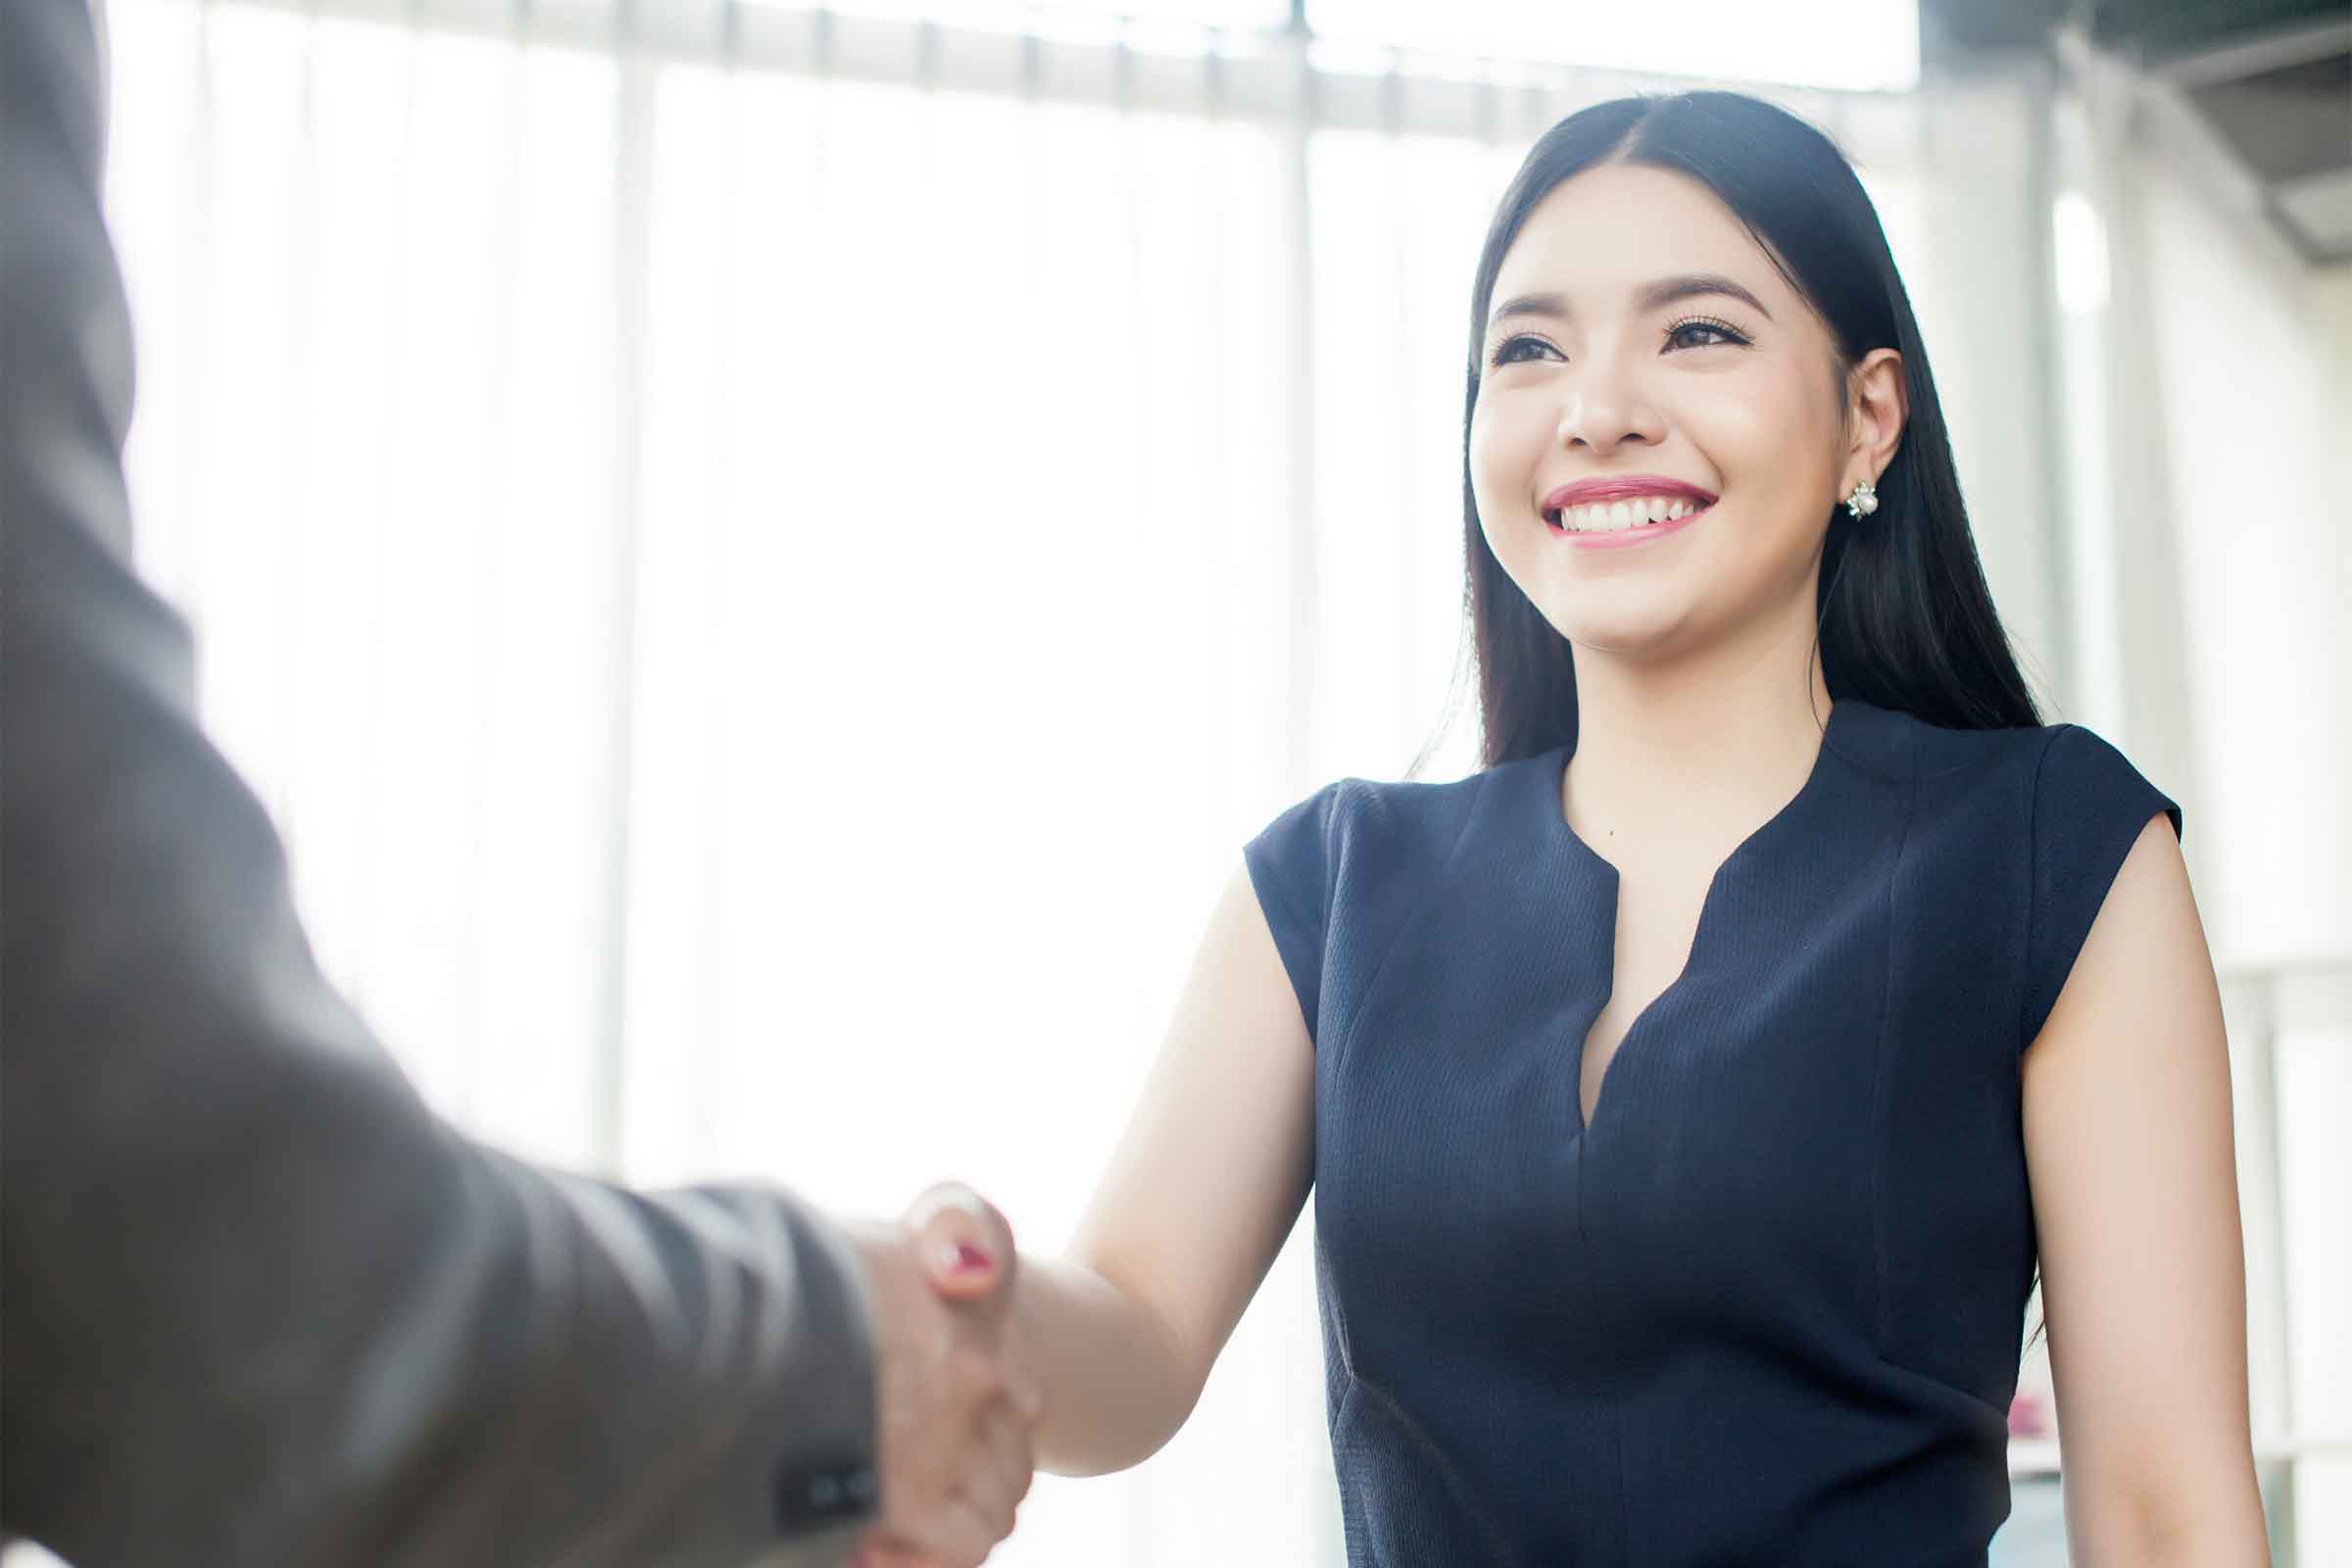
[999,1318,1047,1425]
[863,1182,1039,1566]
[937,1484,1017,1567]
[920,1377,1034,1558]
[853,1535,940,1568]
[905,1181,1019,1304]
[977,1398,1037,1516]
[866,1487,1010,1568]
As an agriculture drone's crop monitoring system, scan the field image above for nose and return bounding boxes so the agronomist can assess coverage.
[1555,353,1665,454]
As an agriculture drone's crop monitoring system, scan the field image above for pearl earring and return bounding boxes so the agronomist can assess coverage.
[1843,480,1879,518]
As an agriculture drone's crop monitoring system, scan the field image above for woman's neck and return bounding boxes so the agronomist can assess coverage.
[1561,624,1835,852]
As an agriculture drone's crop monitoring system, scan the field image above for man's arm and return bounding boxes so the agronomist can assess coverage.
[0,3,878,1562]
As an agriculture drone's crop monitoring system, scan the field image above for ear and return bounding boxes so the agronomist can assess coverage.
[1841,347,1907,496]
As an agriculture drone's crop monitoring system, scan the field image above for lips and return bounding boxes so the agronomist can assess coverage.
[1539,474,1718,515]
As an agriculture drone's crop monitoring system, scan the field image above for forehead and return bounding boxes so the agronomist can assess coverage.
[1491,164,1788,317]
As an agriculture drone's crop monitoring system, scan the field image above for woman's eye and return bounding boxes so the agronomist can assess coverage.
[1490,334,1554,367]
[1491,320,1745,368]
[1666,317,1747,350]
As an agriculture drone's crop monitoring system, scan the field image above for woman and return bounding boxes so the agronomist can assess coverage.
[880,89,2267,1566]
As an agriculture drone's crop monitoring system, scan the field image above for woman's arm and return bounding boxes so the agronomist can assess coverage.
[2022,813,2271,1566]
[1008,858,1319,1477]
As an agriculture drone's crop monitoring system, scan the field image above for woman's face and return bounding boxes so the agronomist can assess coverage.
[1468,163,1876,663]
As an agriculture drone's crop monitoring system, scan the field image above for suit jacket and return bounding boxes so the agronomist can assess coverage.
[0,3,878,1562]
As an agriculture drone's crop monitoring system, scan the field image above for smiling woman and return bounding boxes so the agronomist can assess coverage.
[1002,86,2269,1568]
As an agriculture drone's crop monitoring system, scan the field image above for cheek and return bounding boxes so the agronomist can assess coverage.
[1680,391,1773,473]
[1690,393,1842,584]
[1465,409,1525,570]
[1684,372,1829,491]
[1467,391,1543,503]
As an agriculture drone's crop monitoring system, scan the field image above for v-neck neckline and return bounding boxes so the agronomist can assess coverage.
[1538,698,1864,1139]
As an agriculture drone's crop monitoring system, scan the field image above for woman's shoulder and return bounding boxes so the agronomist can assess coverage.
[1874,701,2180,847]
[1872,705,2185,1047]
[1248,760,1502,873]
[1875,698,2053,770]
[1239,762,1506,1042]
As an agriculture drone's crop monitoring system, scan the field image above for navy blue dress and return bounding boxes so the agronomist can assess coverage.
[1242,697,2182,1568]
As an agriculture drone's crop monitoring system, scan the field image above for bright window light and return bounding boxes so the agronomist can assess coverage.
[2052,187,2111,316]
[1307,0,1920,91]
[733,0,1291,30]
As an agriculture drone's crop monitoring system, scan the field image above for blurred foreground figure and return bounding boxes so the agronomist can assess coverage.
[0,3,1037,1563]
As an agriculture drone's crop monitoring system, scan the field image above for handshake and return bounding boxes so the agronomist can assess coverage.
[843,1182,1049,1568]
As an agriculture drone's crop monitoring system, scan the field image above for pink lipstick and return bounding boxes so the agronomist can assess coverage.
[1540,474,1717,551]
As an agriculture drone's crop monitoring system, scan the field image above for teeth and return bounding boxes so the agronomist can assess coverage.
[1552,495,1703,532]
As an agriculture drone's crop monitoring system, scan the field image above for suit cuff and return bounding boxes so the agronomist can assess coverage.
[762,1200,883,1545]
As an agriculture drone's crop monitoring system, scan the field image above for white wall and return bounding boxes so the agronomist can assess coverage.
[2099,51,2352,1558]
[2132,146,2352,970]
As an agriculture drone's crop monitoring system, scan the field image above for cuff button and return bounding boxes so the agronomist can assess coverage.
[774,1458,877,1536]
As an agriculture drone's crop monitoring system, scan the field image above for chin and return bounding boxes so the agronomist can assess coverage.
[1545,595,1697,658]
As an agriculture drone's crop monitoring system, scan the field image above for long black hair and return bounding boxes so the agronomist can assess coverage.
[1413,89,2043,781]
[1417,90,2057,1351]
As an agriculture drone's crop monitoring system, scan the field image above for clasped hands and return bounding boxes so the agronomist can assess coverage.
[845,1182,1046,1568]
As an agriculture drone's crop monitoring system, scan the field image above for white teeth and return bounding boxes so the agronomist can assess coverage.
[1552,495,1705,532]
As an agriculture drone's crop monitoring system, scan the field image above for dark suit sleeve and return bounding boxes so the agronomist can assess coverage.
[0,4,878,1563]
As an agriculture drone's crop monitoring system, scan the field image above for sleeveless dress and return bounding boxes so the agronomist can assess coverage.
[1241,697,2182,1568]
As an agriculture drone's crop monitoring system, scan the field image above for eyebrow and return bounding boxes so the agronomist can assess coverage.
[1487,272,1774,336]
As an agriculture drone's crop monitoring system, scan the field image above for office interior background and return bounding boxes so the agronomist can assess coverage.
[29,0,2352,1561]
